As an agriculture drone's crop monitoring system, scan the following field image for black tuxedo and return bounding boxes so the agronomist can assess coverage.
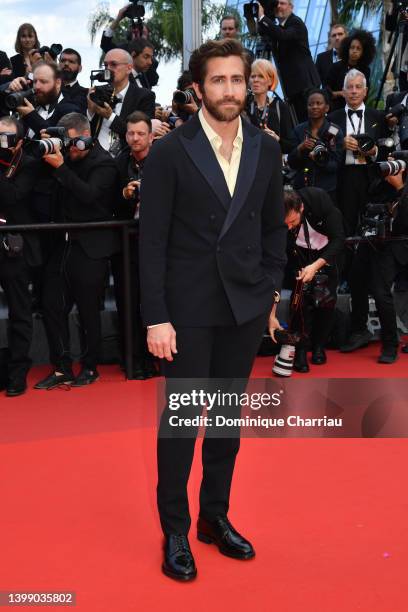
[0,50,11,86]
[62,81,88,114]
[10,54,26,78]
[90,81,155,146]
[0,153,42,383]
[41,143,120,372]
[139,113,287,534]
[258,13,320,121]
[22,96,83,137]
[385,91,407,111]
[315,49,336,87]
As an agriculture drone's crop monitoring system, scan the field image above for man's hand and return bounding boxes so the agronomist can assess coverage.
[343,135,359,152]
[385,168,405,190]
[0,67,12,76]
[153,121,171,139]
[8,76,28,92]
[16,97,35,117]
[297,262,320,283]
[114,4,132,25]
[43,141,64,169]
[147,323,177,361]
[268,313,283,343]
[123,180,140,200]
[386,113,399,128]
[93,101,113,119]
[258,3,265,18]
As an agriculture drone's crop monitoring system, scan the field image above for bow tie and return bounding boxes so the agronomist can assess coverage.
[348,109,363,119]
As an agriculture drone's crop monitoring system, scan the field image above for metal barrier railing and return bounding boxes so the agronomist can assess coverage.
[0,219,138,380]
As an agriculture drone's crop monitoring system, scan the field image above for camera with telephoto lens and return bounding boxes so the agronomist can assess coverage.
[24,126,67,158]
[376,159,407,178]
[172,89,195,105]
[272,329,304,377]
[38,43,63,60]
[353,133,376,154]
[305,123,340,166]
[0,133,18,149]
[89,69,120,109]
[360,202,395,239]
[303,273,336,309]
[3,87,35,110]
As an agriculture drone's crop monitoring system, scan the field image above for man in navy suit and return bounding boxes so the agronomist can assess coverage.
[140,39,287,581]
[315,23,347,87]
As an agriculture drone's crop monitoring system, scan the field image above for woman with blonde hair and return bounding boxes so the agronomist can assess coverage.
[10,23,41,77]
[246,58,293,153]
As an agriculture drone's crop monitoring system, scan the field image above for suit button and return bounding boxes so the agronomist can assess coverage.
[210,214,216,221]
[216,246,221,253]
[246,245,252,252]
[249,211,255,219]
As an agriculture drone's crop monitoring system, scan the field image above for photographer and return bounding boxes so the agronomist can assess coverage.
[87,48,155,156]
[0,116,41,396]
[246,59,293,153]
[283,187,345,372]
[315,24,348,88]
[340,165,408,363]
[287,89,343,202]
[111,111,157,379]
[59,48,88,114]
[33,113,119,390]
[8,61,83,137]
[257,0,320,122]
[100,4,159,88]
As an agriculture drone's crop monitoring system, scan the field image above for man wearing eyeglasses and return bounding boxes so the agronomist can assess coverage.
[87,48,155,156]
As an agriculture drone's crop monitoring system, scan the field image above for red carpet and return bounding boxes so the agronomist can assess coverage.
[1,344,407,611]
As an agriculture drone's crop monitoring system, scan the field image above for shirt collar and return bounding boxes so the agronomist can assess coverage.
[345,102,365,113]
[116,81,130,100]
[199,108,243,149]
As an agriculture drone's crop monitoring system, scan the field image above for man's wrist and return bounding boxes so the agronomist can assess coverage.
[147,322,170,329]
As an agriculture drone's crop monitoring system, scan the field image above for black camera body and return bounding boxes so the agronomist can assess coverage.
[89,69,120,109]
[124,0,154,20]
[38,43,62,60]
[305,123,339,166]
[172,89,195,105]
[360,202,394,238]
[3,87,35,111]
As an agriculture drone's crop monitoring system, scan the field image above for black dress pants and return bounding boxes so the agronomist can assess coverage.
[0,255,32,381]
[157,311,269,535]
[350,243,399,349]
[42,241,108,371]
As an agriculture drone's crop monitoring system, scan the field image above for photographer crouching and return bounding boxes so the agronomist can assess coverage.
[0,116,41,396]
[32,112,119,389]
[281,187,345,372]
[340,159,408,362]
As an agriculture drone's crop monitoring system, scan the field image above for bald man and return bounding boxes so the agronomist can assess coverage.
[87,48,155,155]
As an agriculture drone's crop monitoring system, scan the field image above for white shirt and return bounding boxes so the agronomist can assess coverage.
[296,219,328,251]
[344,102,368,166]
[88,81,130,153]
[27,92,64,139]
[198,109,243,197]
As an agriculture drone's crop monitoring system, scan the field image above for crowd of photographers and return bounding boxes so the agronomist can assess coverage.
[0,0,408,395]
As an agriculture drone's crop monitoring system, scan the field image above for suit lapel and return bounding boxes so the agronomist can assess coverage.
[219,123,262,240]
[179,118,231,211]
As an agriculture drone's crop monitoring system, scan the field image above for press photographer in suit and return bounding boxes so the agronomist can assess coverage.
[315,23,347,87]
[140,39,287,581]
[0,116,41,396]
[87,48,155,156]
[257,0,321,122]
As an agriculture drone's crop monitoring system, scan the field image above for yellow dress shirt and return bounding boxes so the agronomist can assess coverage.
[198,109,243,197]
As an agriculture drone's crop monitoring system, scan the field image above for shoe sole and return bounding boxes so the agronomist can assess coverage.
[197,532,255,560]
[34,381,73,390]
[5,390,27,397]
[161,564,197,581]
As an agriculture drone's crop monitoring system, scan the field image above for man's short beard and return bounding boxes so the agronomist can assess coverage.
[61,69,79,83]
[35,86,59,106]
[201,90,245,123]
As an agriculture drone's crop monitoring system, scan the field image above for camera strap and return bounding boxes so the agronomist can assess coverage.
[347,110,363,135]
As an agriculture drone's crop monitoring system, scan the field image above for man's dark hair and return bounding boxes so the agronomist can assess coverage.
[126,111,152,132]
[58,112,90,133]
[329,23,347,34]
[283,190,303,216]
[32,60,62,80]
[0,115,25,141]
[177,70,193,91]
[221,15,240,29]
[189,39,251,87]
[338,29,376,66]
[307,87,330,106]
[61,48,82,65]
[129,38,154,57]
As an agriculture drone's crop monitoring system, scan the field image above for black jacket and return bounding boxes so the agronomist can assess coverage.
[22,96,83,137]
[50,142,120,258]
[0,153,42,267]
[315,49,336,87]
[258,13,321,98]
[246,96,294,153]
[389,186,408,265]
[0,50,11,86]
[10,54,26,78]
[90,81,155,145]
[115,146,145,220]
[61,81,88,115]
[287,118,344,192]
[139,113,287,327]
[297,187,345,265]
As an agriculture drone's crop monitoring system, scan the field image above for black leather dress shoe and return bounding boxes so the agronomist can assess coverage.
[162,535,197,581]
[402,344,408,354]
[293,348,309,373]
[378,348,398,364]
[34,370,74,390]
[6,379,27,397]
[340,330,372,353]
[143,359,158,379]
[311,346,327,365]
[71,368,100,387]
[197,515,255,560]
